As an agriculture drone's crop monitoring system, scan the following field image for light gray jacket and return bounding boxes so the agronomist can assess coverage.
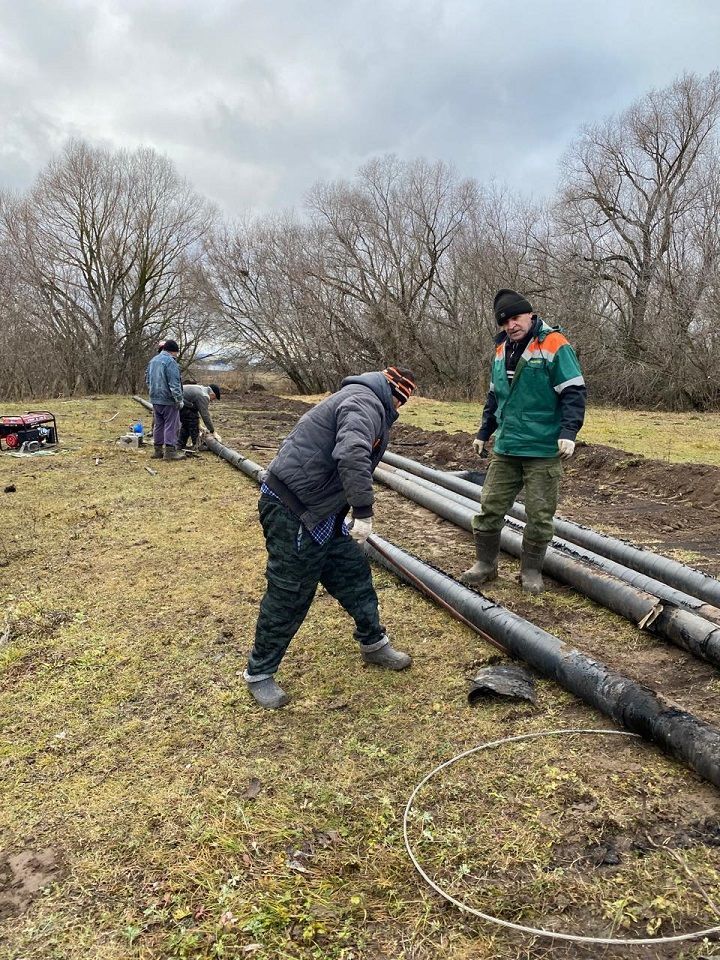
[182,384,215,432]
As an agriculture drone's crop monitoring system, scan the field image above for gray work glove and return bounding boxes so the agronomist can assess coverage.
[558,439,575,460]
[472,438,489,458]
[349,517,373,543]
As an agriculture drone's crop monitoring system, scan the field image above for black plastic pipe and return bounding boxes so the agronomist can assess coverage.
[374,465,720,667]
[382,448,720,609]
[133,397,720,666]
[375,466,661,628]
[378,464,720,625]
[133,396,266,482]
[366,535,720,788]
[143,419,720,786]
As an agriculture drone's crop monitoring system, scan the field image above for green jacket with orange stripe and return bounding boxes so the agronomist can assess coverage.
[477,316,586,458]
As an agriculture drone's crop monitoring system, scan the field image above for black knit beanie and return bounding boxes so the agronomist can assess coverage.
[493,289,533,325]
[209,383,221,400]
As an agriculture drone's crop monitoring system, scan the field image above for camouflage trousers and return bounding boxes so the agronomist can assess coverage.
[247,496,383,678]
[471,452,563,545]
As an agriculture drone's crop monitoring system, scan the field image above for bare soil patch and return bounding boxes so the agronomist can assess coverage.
[216,391,720,567]
[0,849,62,920]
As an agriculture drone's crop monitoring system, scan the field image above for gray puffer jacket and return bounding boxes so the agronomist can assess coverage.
[264,372,398,530]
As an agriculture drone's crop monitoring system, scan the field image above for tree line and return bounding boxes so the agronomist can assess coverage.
[2,72,720,408]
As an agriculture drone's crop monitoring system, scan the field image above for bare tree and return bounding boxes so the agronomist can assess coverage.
[1,140,215,396]
[308,156,477,383]
[558,72,720,405]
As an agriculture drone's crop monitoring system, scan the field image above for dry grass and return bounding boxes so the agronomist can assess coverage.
[393,398,720,466]
[1,397,719,959]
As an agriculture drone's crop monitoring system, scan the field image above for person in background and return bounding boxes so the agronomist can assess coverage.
[461,289,586,594]
[245,365,417,709]
[145,339,185,461]
[178,383,223,451]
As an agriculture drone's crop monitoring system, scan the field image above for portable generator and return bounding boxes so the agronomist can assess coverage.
[0,412,59,451]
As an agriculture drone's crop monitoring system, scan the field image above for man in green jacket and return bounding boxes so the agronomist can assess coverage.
[461,289,586,593]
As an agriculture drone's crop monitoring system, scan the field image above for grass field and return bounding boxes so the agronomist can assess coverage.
[397,398,720,466]
[1,396,719,959]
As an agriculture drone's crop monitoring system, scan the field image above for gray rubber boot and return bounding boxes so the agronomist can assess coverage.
[245,676,290,709]
[460,530,501,586]
[520,540,548,595]
[151,444,164,459]
[163,444,186,461]
[361,635,412,670]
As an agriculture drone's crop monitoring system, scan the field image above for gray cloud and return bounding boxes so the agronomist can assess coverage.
[1,0,719,214]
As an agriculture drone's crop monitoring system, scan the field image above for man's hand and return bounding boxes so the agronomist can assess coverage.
[349,517,373,543]
[472,438,488,458]
[176,400,184,410]
[558,438,575,460]
[211,431,223,443]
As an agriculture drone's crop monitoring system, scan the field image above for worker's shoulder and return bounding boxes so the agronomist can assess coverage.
[334,383,385,411]
[535,326,573,355]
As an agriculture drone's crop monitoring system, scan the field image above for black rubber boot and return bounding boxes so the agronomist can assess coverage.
[520,540,548,595]
[361,635,412,670]
[151,444,164,459]
[163,444,186,461]
[460,530,501,586]
[246,676,290,709]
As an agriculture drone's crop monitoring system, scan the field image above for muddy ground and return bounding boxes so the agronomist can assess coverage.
[213,389,720,731]
[213,388,720,562]
[203,390,720,959]
[3,390,720,959]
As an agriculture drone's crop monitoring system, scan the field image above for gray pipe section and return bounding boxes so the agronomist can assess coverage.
[383,450,487,499]
[375,466,661,627]
[133,396,265,482]
[132,415,720,785]
[374,465,720,667]
[383,448,720,609]
[378,464,720,625]
[134,396,720,664]
[201,434,266,482]
[366,535,720,788]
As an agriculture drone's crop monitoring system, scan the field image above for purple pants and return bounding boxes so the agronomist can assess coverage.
[153,404,180,445]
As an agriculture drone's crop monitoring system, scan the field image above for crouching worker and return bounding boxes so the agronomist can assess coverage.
[245,366,417,709]
[462,289,586,594]
[178,383,222,451]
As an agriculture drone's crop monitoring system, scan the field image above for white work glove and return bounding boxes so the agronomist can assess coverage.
[176,400,184,410]
[558,438,576,460]
[472,438,488,458]
[349,516,373,543]
[211,431,223,443]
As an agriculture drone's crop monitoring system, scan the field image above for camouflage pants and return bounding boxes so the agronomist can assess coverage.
[247,496,383,678]
[471,452,563,545]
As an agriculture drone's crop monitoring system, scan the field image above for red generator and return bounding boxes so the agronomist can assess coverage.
[0,412,59,451]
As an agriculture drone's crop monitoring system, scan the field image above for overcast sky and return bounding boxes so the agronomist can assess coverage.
[1,0,719,217]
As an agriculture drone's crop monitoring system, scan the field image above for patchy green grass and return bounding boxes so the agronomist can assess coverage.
[1,397,719,960]
[398,398,720,465]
